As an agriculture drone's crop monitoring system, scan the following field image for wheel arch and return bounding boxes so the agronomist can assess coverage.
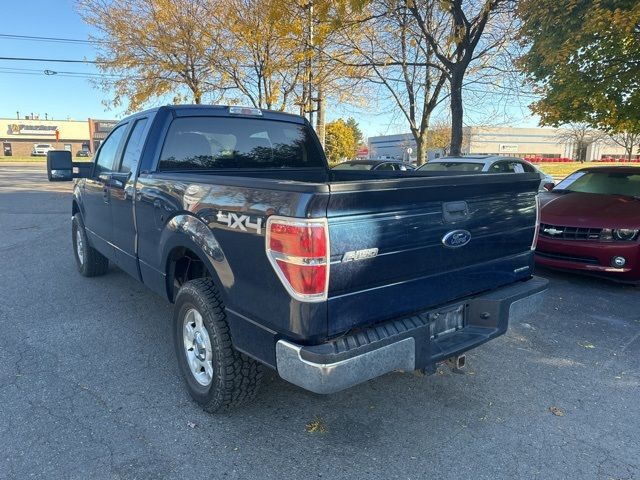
[160,214,234,303]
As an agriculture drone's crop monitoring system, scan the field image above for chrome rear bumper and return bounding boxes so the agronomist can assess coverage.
[276,276,548,394]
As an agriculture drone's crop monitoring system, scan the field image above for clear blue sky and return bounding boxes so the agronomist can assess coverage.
[0,0,122,121]
[0,0,538,137]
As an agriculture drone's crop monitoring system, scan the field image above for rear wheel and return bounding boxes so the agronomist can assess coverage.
[72,213,109,277]
[173,278,263,412]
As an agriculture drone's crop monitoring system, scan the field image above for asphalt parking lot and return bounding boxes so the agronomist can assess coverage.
[1,164,638,480]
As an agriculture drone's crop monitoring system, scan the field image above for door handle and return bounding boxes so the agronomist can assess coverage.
[109,172,131,190]
[98,173,111,203]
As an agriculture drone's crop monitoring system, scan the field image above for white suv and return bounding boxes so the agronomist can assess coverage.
[31,144,55,156]
[417,155,556,191]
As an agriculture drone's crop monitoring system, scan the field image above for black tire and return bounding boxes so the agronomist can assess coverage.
[72,213,109,277]
[173,278,263,412]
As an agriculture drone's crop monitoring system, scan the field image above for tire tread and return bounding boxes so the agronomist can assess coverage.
[175,278,263,412]
[73,214,109,277]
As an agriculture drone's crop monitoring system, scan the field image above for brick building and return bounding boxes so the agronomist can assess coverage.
[1,116,117,157]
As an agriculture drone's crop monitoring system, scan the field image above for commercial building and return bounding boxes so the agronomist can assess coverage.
[1,116,117,157]
[369,126,635,162]
[368,133,442,162]
[88,119,119,152]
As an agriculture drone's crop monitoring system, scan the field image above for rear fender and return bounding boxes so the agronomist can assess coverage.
[159,214,234,301]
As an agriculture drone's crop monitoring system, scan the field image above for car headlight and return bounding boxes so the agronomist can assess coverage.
[613,229,639,241]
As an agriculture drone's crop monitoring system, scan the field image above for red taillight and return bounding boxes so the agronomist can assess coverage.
[269,223,327,257]
[266,217,329,301]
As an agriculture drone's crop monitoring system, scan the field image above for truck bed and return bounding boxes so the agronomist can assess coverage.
[135,168,540,358]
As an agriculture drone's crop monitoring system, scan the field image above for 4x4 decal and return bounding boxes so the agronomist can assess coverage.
[216,211,263,234]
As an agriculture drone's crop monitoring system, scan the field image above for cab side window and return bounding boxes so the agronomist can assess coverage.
[95,124,127,175]
[119,118,148,175]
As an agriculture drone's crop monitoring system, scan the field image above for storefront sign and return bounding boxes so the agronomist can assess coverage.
[7,124,58,136]
[95,121,117,133]
[499,143,519,153]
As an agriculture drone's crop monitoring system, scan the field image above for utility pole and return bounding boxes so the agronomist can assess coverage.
[306,0,314,125]
[316,84,325,147]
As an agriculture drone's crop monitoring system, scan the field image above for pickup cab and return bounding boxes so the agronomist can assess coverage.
[47,105,547,412]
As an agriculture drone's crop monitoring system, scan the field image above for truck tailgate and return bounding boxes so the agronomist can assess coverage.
[326,173,540,336]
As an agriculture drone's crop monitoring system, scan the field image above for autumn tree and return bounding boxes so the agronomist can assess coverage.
[555,123,605,162]
[299,1,369,147]
[212,0,304,111]
[518,0,640,136]
[78,0,226,111]
[406,0,517,155]
[607,131,640,161]
[426,120,451,152]
[325,118,357,163]
[333,0,515,163]
[334,0,448,165]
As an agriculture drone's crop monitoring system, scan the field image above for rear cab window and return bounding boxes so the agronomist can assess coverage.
[158,117,325,170]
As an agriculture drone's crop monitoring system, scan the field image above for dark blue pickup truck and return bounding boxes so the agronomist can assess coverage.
[47,105,547,412]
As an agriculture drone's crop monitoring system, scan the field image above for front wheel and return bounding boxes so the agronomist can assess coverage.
[72,213,109,277]
[173,279,263,412]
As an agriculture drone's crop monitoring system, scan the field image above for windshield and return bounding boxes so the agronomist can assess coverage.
[36,144,51,148]
[554,171,640,197]
[418,162,484,172]
[332,162,374,170]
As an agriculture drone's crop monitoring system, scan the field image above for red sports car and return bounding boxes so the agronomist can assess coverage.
[535,166,640,284]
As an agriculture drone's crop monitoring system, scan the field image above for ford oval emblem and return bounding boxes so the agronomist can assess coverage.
[442,229,472,248]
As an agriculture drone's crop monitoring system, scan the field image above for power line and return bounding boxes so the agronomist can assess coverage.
[0,66,104,76]
[0,33,100,44]
[0,68,122,80]
[0,56,101,64]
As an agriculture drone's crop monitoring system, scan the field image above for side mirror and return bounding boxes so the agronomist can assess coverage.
[543,182,555,192]
[47,150,73,181]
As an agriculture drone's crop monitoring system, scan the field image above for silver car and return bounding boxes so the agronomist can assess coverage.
[417,155,555,191]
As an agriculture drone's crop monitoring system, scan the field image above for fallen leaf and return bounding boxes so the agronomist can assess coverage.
[187,421,197,429]
[579,341,595,349]
[549,406,564,416]
[305,415,327,433]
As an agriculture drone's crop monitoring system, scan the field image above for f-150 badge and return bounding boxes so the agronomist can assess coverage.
[342,248,379,262]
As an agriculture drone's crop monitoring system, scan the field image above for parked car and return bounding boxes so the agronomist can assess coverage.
[417,155,555,191]
[45,105,546,412]
[332,159,416,171]
[31,143,55,156]
[76,149,91,157]
[535,166,640,284]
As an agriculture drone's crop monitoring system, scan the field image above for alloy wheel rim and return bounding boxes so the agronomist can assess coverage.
[75,229,84,265]
[183,308,213,386]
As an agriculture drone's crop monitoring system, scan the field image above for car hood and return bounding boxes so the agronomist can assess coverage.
[541,192,640,229]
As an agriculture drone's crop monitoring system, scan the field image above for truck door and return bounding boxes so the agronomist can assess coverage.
[109,117,149,279]
[82,123,128,257]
